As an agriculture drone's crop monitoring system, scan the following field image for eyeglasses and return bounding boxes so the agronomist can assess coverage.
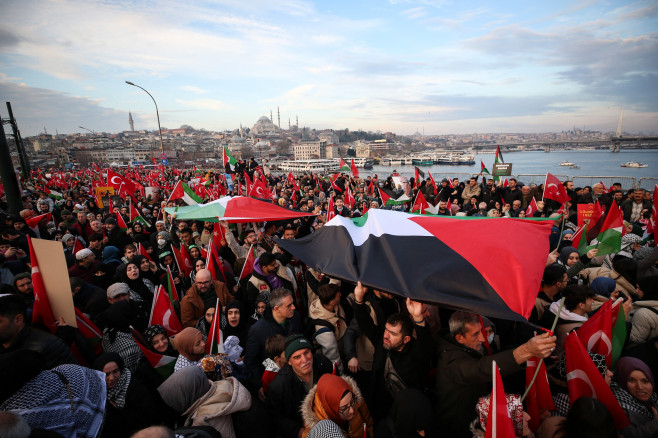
[195,280,211,285]
[338,396,356,414]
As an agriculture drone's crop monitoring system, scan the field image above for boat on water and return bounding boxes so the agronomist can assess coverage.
[569,165,580,169]
[620,161,648,168]
[559,161,576,166]
[435,154,476,165]
[411,157,434,166]
[278,159,340,174]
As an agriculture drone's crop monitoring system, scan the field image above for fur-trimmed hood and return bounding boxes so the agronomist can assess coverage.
[300,375,363,430]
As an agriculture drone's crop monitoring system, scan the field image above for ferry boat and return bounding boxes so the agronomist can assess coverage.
[380,158,392,166]
[411,157,434,166]
[347,157,374,169]
[278,159,340,174]
[434,154,476,165]
[621,161,648,168]
[559,161,576,166]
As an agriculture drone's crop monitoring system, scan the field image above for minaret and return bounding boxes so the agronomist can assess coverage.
[288,118,291,129]
[296,115,299,128]
[270,109,273,123]
[277,106,281,128]
[129,111,134,131]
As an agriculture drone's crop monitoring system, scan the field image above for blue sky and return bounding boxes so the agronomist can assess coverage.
[1,0,657,136]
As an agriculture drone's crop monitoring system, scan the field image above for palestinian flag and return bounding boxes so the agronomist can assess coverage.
[611,301,626,368]
[493,145,504,182]
[170,181,203,205]
[584,201,623,257]
[379,188,411,206]
[132,335,176,379]
[223,146,238,171]
[276,210,554,321]
[44,186,63,200]
[481,161,490,174]
[130,201,149,227]
[339,158,350,172]
[165,266,179,303]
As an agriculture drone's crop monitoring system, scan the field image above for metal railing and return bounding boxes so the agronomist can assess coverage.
[571,176,636,191]
[638,178,658,191]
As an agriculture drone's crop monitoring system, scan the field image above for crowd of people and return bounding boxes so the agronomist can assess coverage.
[0,159,657,438]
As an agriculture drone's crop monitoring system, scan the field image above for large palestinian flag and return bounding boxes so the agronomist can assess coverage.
[276,209,554,321]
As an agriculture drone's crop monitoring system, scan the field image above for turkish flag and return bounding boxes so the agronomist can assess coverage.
[576,299,613,367]
[649,185,658,234]
[240,245,256,279]
[350,159,359,178]
[345,185,356,209]
[544,173,570,204]
[179,244,194,276]
[171,244,192,277]
[107,169,125,190]
[564,331,629,429]
[28,237,57,334]
[526,198,538,216]
[327,195,336,222]
[149,286,182,336]
[485,361,516,438]
[525,358,555,432]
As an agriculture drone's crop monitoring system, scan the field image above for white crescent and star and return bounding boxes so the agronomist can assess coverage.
[567,369,597,397]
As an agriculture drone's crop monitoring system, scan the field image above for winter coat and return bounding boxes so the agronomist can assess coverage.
[243,307,303,386]
[583,266,635,296]
[246,261,294,310]
[180,280,231,328]
[183,376,252,438]
[265,355,334,438]
[630,300,658,345]
[301,375,373,438]
[435,334,523,438]
[0,326,76,370]
[308,298,347,372]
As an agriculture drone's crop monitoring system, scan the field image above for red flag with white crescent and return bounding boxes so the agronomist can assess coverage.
[576,299,613,366]
[149,286,182,336]
[28,237,57,333]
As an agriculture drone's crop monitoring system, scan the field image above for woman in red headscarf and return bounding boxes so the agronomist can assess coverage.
[300,373,373,438]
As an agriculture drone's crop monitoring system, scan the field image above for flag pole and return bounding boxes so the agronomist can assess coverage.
[541,173,547,203]
[520,297,565,402]
[491,360,497,434]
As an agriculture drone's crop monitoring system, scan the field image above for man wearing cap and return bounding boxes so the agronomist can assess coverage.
[265,334,333,438]
[107,283,131,304]
[67,248,101,282]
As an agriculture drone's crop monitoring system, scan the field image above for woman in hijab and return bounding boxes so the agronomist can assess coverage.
[190,256,206,283]
[559,246,598,285]
[102,245,122,272]
[94,352,168,437]
[611,357,658,437]
[144,324,178,357]
[222,300,249,350]
[173,327,206,372]
[195,304,215,340]
[100,300,143,373]
[116,261,156,306]
[132,254,162,286]
[301,373,373,438]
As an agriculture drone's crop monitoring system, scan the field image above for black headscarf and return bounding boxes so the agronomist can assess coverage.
[143,324,177,357]
[222,300,249,346]
[131,255,160,286]
[93,352,125,372]
[101,300,137,342]
[116,262,153,303]
[0,349,45,405]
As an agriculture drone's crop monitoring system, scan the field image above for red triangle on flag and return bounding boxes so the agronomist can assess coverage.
[149,286,182,336]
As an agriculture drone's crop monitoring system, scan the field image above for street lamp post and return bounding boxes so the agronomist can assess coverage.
[124,81,165,156]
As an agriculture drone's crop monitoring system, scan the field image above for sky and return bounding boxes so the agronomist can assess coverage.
[1,0,657,136]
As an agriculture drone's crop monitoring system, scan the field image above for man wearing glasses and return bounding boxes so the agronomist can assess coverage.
[180,268,231,328]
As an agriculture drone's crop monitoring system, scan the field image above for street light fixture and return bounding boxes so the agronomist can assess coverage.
[125,81,165,156]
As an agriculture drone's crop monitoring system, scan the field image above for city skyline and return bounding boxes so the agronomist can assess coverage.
[1,0,657,137]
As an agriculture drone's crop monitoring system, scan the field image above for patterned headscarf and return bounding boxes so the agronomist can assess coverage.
[475,393,524,436]
[556,352,607,381]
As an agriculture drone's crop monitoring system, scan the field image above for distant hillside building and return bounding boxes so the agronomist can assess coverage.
[293,141,339,160]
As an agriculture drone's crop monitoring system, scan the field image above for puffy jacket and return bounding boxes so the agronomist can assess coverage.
[630,301,658,345]
[301,375,373,438]
[180,280,231,328]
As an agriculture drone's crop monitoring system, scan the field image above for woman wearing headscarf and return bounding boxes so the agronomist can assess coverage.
[611,357,658,438]
[93,352,169,437]
[132,254,162,286]
[558,246,598,285]
[173,327,206,372]
[222,300,249,350]
[195,304,215,340]
[190,256,206,283]
[144,324,178,357]
[102,245,122,272]
[116,261,156,304]
[100,300,143,373]
[301,373,373,438]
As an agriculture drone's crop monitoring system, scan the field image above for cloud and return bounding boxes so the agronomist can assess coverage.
[0,80,132,135]
[174,98,234,111]
[180,85,208,94]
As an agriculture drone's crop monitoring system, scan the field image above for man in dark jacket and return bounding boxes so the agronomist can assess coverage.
[0,295,76,369]
[265,334,333,438]
[435,311,556,438]
[352,281,436,419]
[244,288,302,388]
[245,252,294,310]
[621,188,652,223]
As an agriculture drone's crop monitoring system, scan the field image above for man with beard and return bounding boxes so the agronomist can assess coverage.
[351,281,435,419]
